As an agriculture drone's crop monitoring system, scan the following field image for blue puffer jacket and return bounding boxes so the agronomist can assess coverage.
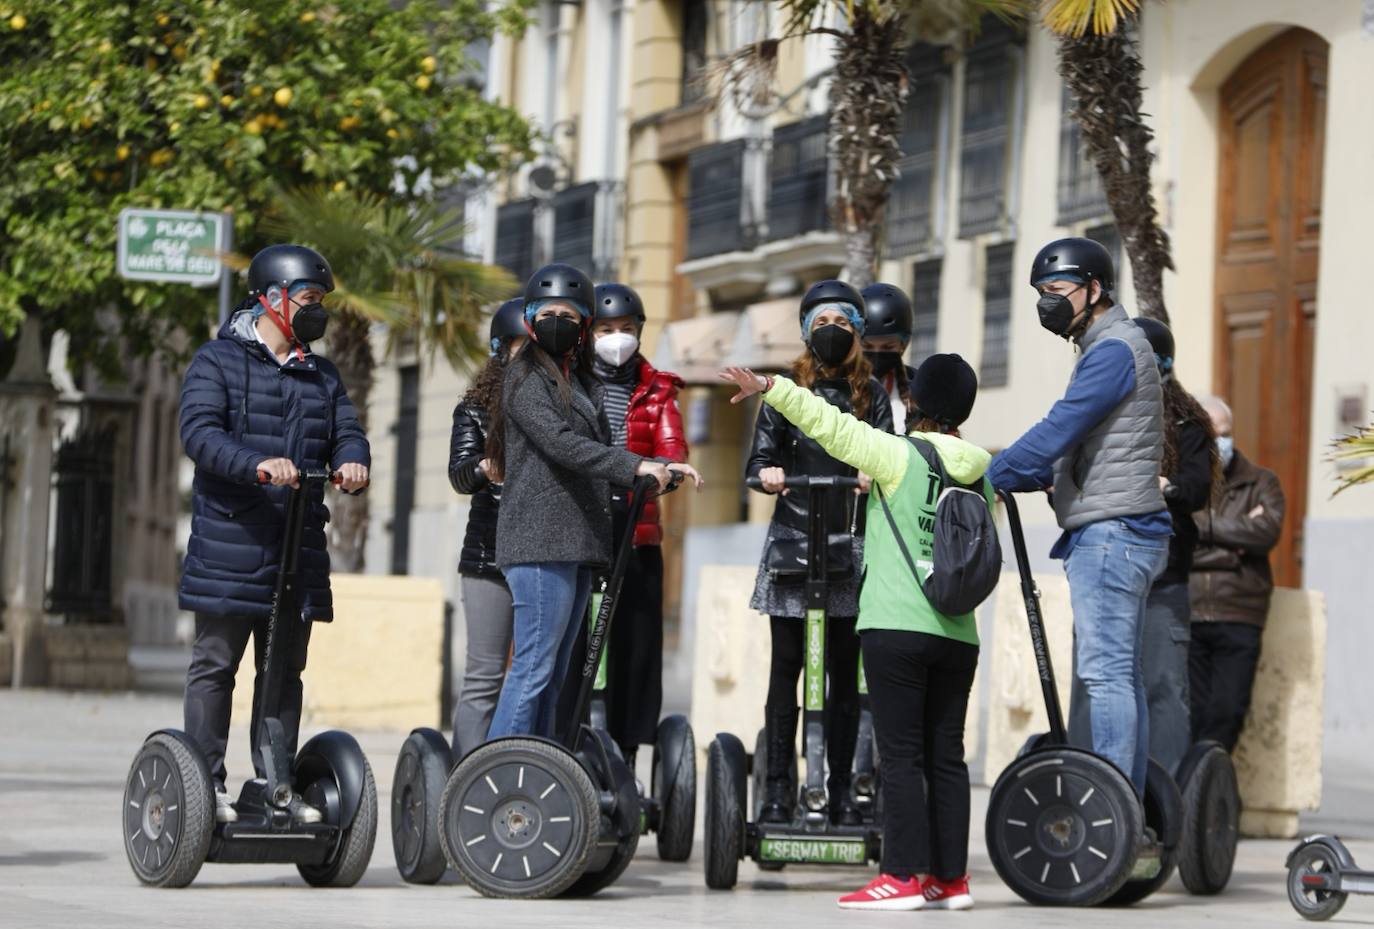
[177,307,370,621]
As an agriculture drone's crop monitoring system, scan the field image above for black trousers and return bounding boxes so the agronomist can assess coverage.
[767,613,860,788]
[184,612,312,788]
[1189,621,1262,751]
[861,628,979,880]
[605,545,665,752]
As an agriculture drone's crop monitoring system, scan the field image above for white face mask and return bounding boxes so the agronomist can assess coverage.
[594,331,639,367]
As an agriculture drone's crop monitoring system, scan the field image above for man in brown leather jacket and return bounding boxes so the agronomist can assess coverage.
[1188,396,1285,751]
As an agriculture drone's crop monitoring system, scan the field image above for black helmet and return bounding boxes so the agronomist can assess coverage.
[592,283,646,325]
[248,244,334,296]
[798,279,865,337]
[523,263,593,319]
[860,283,913,341]
[1028,237,1115,300]
[1134,316,1175,366]
[490,298,525,345]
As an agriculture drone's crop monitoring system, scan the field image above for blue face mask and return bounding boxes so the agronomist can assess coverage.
[1217,435,1235,469]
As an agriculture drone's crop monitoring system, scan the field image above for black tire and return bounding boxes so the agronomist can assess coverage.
[1105,758,1183,905]
[565,829,640,897]
[439,738,600,899]
[1177,743,1239,895]
[564,734,641,897]
[986,748,1142,907]
[652,715,696,862]
[1287,842,1349,921]
[391,729,452,885]
[122,732,213,888]
[705,735,747,890]
[297,756,379,887]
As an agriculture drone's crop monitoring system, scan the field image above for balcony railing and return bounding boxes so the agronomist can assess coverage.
[494,198,537,290]
[552,181,598,276]
[767,116,830,242]
[687,139,755,260]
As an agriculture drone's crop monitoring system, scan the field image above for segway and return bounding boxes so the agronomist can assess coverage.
[1174,740,1239,894]
[1287,834,1374,920]
[122,469,378,888]
[987,491,1166,906]
[431,475,680,898]
[705,475,880,890]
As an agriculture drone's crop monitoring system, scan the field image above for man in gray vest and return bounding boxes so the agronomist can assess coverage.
[986,237,1169,796]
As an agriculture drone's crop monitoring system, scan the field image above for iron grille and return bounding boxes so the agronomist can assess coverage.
[552,181,598,276]
[47,424,116,617]
[980,242,1015,386]
[910,258,943,367]
[494,198,537,292]
[1057,86,1109,224]
[767,116,830,242]
[687,139,751,260]
[958,23,1019,238]
[888,44,947,255]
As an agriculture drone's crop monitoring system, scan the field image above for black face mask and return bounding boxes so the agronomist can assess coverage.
[532,315,582,356]
[291,303,329,343]
[1036,286,1089,340]
[865,350,903,379]
[811,324,854,368]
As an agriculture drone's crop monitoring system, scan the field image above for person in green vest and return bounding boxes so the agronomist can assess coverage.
[721,354,990,912]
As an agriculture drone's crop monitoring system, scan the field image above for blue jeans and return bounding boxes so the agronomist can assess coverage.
[1063,520,1168,794]
[488,562,592,740]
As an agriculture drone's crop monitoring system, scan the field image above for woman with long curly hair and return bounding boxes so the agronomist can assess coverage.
[746,279,893,828]
[447,298,527,757]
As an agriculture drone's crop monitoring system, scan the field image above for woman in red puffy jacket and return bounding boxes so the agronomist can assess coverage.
[583,282,688,772]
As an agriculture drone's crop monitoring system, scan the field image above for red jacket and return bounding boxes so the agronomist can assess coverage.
[622,359,688,545]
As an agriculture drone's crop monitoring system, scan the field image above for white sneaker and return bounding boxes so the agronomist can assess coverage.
[215,789,239,824]
[289,796,323,824]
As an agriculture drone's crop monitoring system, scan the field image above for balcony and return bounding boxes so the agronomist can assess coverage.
[686,139,755,261]
[494,198,537,291]
[551,182,598,277]
[767,116,830,242]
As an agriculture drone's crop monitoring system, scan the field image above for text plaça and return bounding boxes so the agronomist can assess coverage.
[154,220,210,239]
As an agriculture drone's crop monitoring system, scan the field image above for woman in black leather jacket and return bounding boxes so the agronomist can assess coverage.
[747,280,893,827]
[448,298,526,757]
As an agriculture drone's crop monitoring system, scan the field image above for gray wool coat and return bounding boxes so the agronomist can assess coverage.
[495,356,642,569]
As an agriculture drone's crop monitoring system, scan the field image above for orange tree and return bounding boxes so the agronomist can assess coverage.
[0,1,533,374]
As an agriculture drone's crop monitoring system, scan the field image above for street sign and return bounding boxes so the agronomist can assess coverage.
[116,208,227,288]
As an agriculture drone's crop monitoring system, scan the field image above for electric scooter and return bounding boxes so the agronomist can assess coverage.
[988,491,1172,906]
[421,475,679,898]
[122,469,378,888]
[1288,834,1374,920]
[705,475,880,889]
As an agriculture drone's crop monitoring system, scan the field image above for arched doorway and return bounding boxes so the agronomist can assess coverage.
[1214,27,1327,588]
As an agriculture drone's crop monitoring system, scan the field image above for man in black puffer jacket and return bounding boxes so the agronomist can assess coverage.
[179,245,369,826]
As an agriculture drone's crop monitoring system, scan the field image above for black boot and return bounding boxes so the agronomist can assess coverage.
[827,703,863,827]
[760,705,798,825]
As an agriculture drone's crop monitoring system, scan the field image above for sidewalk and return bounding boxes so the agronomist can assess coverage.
[1,688,1366,928]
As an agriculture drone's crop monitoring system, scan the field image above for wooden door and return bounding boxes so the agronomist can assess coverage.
[1214,28,1327,588]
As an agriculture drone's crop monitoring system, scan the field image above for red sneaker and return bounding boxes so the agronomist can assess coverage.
[837,873,925,911]
[923,874,974,910]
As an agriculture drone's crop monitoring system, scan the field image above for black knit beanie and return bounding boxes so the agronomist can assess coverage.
[912,353,978,428]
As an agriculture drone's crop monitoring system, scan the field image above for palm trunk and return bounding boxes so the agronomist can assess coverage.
[325,310,373,573]
[829,11,908,287]
[1058,24,1173,324]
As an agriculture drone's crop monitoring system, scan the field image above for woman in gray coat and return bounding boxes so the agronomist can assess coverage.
[484,264,700,740]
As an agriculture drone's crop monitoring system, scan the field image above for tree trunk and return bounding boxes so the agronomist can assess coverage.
[325,310,374,573]
[1058,25,1173,324]
[829,11,908,288]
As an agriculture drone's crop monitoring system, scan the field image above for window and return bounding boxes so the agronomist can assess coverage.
[1085,221,1123,277]
[494,199,537,291]
[980,242,1015,386]
[681,0,709,106]
[888,44,948,254]
[390,366,420,576]
[552,182,598,276]
[686,139,751,259]
[767,116,829,241]
[958,21,1021,238]
[1057,86,1109,224]
[910,258,942,367]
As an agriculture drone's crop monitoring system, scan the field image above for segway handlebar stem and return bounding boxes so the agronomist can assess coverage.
[997,490,1068,745]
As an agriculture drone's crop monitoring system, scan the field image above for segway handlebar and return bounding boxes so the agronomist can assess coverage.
[996,490,1068,745]
[256,468,369,489]
[745,475,862,491]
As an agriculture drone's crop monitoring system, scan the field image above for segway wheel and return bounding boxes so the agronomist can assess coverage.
[439,738,600,899]
[296,755,379,887]
[750,727,788,872]
[392,729,453,885]
[1177,743,1239,895]
[986,748,1142,907]
[122,732,214,888]
[1287,842,1348,921]
[704,734,747,890]
[1105,758,1184,905]
[652,715,696,862]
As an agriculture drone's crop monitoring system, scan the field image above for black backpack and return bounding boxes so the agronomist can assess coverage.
[875,437,1002,616]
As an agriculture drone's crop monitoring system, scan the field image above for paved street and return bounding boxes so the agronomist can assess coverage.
[1,688,1366,929]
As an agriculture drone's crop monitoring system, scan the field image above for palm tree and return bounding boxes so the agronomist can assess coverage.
[1331,427,1374,496]
[1041,0,1173,323]
[258,187,516,572]
[716,0,1027,287]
